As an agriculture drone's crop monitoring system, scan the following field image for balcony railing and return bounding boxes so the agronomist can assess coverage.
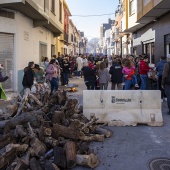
[64,32,68,42]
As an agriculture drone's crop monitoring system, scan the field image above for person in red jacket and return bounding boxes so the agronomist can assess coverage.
[139,56,152,90]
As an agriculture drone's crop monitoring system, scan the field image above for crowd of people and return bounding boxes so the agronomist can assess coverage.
[10,52,169,115]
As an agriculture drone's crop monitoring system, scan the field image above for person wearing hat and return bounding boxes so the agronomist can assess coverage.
[0,64,11,100]
[162,54,170,115]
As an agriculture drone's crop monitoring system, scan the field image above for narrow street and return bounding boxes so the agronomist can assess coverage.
[66,77,170,170]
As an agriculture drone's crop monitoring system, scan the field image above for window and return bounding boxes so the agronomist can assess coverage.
[59,0,62,22]
[71,34,73,42]
[129,0,135,16]
[0,10,15,19]
[51,0,55,13]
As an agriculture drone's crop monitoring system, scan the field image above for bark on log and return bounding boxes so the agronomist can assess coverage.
[0,144,28,169]
[44,137,58,147]
[0,131,17,149]
[95,127,111,138]
[44,162,60,170]
[30,157,43,170]
[16,125,27,137]
[52,123,85,140]
[76,153,99,168]
[52,111,65,124]
[3,112,43,133]
[82,134,104,142]
[3,104,18,119]
[54,146,66,168]
[65,141,76,168]
[30,137,47,157]
[78,142,89,154]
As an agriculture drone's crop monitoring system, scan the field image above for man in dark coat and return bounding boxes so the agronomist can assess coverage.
[22,61,35,89]
[109,59,123,90]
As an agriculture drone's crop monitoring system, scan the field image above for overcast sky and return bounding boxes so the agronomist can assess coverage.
[66,0,119,39]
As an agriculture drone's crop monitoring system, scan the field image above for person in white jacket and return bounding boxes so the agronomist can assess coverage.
[76,55,83,78]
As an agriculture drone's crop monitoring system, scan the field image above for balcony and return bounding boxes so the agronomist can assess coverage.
[0,0,62,36]
[137,0,170,24]
[64,32,69,42]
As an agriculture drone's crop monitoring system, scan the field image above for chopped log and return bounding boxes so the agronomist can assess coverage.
[6,153,30,170]
[30,137,47,157]
[29,93,43,106]
[3,104,18,119]
[52,123,85,140]
[76,153,99,168]
[37,126,52,141]
[44,137,58,147]
[16,125,27,137]
[0,144,28,169]
[30,157,43,170]
[0,131,17,149]
[52,163,60,170]
[27,122,35,138]
[81,134,104,142]
[54,146,66,168]
[78,142,89,154]
[6,144,28,152]
[65,141,76,168]
[81,116,99,132]
[3,112,43,133]
[44,162,60,170]
[52,111,65,124]
[95,127,111,138]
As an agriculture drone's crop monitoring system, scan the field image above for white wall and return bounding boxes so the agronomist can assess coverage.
[0,11,55,91]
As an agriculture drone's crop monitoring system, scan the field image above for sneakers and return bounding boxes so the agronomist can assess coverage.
[135,84,139,88]
[121,82,125,86]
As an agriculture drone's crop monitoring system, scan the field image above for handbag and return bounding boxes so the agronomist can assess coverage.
[165,63,170,85]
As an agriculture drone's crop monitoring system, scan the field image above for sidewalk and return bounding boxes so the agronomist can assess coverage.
[66,77,170,170]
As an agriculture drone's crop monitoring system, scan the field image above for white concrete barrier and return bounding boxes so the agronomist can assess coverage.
[83,90,163,126]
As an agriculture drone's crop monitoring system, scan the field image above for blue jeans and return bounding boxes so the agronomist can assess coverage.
[50,77,59,94]
[165,84,170,112]
[63,72,69,85]
[124,79,132,90]
[77,71,81,77]
[132,75,138,85]
[140,74,147,90]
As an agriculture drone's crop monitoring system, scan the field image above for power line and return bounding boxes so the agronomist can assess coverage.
[71,13,115,17]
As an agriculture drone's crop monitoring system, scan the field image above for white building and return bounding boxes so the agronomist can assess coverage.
[0,0,63,92]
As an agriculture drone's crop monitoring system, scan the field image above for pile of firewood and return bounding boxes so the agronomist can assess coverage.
[0,89,111,170]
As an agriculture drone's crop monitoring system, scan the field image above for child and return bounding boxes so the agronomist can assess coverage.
[0,64,10,100]
[122,59,139,88]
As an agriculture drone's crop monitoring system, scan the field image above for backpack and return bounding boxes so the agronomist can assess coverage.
[165,63,170,85]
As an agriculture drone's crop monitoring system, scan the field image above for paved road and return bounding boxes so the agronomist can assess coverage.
[0,78,169,170]
[67,77,170,170]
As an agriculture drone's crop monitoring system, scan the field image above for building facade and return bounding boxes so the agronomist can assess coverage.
[0,0,63,91]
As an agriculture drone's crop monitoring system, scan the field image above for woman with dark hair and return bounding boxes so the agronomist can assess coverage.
[109,58,123,90]
[22,61,35,90]
[62,58,70,86]
[82,62,96,90]
[98,62,110,90]
[46,59,59,95]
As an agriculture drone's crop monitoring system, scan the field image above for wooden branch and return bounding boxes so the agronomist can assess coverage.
[29,94,43,106]
[81,134,104,142]
[95,127,111,138]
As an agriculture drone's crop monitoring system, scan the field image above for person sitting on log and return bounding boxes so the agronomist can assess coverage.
[0,64,11,100]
